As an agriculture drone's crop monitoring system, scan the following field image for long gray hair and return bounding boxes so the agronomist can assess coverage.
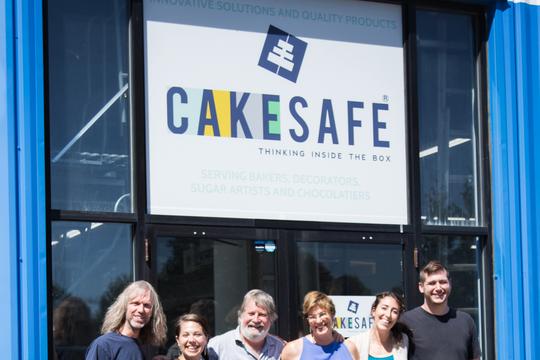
[101,280,167,346]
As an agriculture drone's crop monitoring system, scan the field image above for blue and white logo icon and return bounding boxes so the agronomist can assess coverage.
[258,25,307,83]
[347,300,359,314]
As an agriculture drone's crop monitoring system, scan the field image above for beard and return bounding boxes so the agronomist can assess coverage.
[239,322,269,342]
[128,317,148,330]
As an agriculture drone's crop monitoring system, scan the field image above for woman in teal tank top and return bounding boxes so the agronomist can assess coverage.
[280,291,360,360]
[349,292,408,360]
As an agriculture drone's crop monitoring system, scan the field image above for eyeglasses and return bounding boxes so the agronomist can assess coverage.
[307,311,328,321]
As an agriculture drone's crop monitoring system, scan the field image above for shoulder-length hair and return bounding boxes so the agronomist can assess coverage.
[302,291,336,318]
[371,291,406,344]
[101,280,167,346]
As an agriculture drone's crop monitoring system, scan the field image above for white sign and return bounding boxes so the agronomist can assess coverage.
[331,295,375,337]
[144,0,408,224]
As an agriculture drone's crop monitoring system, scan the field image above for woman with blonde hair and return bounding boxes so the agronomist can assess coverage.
[349,291,408,360]
[280,291,359,360]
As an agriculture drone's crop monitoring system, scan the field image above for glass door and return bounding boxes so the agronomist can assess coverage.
[149,225,278,354]
[148,225,406,354]
[291,231,404,338]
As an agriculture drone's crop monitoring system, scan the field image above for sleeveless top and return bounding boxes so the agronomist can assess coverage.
[299,337,353,360]
[368,355,394,360]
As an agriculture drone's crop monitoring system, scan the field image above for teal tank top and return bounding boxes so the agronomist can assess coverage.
[368,355,394,360]
[299,337,353,360]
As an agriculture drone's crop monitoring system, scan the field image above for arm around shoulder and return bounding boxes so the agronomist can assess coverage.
[401,332,409,349]
[206,347,219,360]
[206,338,220,360]
[347,331,367,359]
[279,338,302,360]
[396,332,409,360]
[344,339,360,360]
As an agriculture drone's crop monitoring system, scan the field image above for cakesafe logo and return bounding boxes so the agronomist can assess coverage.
[347,300,359,314]
[258,25,307,83]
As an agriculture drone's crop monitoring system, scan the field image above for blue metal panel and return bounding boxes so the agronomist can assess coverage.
[489,1,540,359]
[14,0,47,357]
[0,0,21,358]
[0,0,47,358]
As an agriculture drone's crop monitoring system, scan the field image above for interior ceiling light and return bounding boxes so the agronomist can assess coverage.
[66,229,81,239]
[419,137,471,158]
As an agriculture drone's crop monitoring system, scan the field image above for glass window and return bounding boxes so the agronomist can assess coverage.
[418,235,480,326]
[51,221,133,360]
[48,0,132,212]
[296,241,402,335]
[155,235,276,352]
[416,11,483,226]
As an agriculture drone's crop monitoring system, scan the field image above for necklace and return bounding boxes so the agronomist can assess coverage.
[369,330,394,356]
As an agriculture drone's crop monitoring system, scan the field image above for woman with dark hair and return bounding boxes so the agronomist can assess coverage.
[349,292,408,360]
[174,313,209,360]
[280,291,359,360]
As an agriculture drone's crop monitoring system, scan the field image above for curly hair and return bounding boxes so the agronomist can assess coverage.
[101,280,167,346]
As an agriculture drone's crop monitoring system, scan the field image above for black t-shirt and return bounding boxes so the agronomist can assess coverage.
[399,306,481,360]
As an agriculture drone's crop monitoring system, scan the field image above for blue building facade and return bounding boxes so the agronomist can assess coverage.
[488,1,540,358]
[1,0,539,358]
[1,0,47,358]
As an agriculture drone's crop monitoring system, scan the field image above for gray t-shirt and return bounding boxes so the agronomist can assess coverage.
[207,327,284,360]
[400,307,481,360]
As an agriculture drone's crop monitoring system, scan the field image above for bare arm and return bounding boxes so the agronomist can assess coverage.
[279,338,303,360]
[332,330,344,343]
[344,338,360,360]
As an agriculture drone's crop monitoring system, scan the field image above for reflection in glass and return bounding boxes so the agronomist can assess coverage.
[296,242,402,335]
[416,11,482,226]
[51,221,133,360]
[156,236,276,352]
[418,235,480,325]
[48,0,132,212]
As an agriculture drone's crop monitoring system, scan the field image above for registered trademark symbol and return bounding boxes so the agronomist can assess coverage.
[383,95,389,102]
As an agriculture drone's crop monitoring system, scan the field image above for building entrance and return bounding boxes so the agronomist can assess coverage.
[149,225,405,350]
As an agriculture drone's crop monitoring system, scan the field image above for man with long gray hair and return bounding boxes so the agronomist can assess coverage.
[85,280,167,359]
[208,289,284,360]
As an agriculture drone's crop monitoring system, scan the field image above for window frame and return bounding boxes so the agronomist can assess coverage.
[44,0,494,358]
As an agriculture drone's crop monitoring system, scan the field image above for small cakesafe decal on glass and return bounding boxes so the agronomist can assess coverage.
[347,300,360,314]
